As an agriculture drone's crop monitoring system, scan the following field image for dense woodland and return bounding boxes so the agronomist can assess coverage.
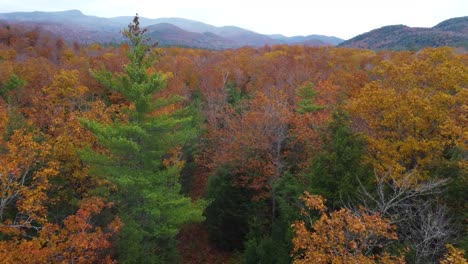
[0,16,467,263]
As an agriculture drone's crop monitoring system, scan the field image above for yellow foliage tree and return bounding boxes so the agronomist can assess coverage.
[440,244,468,264]
[28,70,127,199]
[347,48,468,181]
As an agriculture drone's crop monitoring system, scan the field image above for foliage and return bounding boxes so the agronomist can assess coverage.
[0,74,25,102]
[347,48,467,181]
[308,110,372,208]
[0,127,57,231]
[204,166,252,251]
[295,82,323,114]
[440,244,468,264]
[0,22,466,263]
[82,15,205,263]
[0,197,121,264]
[291,192,405,264]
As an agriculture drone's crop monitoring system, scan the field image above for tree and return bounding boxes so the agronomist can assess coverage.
[0,197,121,264]
[346,48,467,261]
[82,15,205,263]
[291,192,404,264]
[29,69,117,221]
[347,48,467,181]
[355,171,455,263]
[440,244,468,264]
[295,82,323,114]
[307,111,372,209]
[0,127,58,233]
[204,166,252,251]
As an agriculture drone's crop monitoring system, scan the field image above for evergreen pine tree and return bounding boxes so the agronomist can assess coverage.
[309,111,372,208]
[81,15,205,263]
[295,82,324,114]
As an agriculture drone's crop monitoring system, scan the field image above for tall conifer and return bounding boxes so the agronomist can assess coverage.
[81,15,205,263]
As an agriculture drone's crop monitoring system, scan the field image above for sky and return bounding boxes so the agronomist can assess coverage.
[0,0,466,39]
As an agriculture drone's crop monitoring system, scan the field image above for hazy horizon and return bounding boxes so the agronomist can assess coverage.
[0,0,466,39]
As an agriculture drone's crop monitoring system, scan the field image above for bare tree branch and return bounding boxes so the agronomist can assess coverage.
[349,170,454,263]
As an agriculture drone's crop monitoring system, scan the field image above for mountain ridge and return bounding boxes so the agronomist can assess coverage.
[1,10,466,51]
[0,10,343,49]
[339,16,468,50]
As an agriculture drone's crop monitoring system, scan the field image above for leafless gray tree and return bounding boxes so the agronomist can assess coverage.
[349,170,455,263]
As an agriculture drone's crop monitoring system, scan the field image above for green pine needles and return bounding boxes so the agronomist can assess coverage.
[295,82,324,114]
[81,15,205,263]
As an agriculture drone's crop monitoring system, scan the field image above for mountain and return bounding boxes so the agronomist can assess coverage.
[110,16,219,33]
[145,23,235,49]
[0,10,343,49]
[112,16,337,47]
[339,16,468,50]
[433,16,468,35]
[212,26,278,46]
[269,34,343,46]
[0,10,123,44]
[0,10,120,30]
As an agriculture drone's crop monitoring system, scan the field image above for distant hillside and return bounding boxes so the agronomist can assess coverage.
[339,16,468,50]
[0,10,120,30]
[0,10,343,49]
[0,21,122,45]
[269,34,343,46]
[146,23,235,49]
[111,17,344,46]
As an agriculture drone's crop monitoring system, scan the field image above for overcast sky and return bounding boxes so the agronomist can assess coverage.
[0,0,466,39]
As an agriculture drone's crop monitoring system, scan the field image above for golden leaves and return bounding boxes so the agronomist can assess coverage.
[0,128,56,227]
[292,192,403,264]
[347,48,467,181]
[440,244,468,264]
[299,192,327,213]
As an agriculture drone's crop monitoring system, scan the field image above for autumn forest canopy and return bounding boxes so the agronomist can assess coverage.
[0,16,467,263]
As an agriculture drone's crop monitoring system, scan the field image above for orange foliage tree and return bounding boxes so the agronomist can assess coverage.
[0,126,58,233]
[0,197,121,263]
[216,89,292,201]
[291,192,405,264]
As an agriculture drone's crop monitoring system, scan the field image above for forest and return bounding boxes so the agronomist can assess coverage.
[0,16,467,263]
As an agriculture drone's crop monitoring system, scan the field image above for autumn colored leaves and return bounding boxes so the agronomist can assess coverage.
[0,18,467,263]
